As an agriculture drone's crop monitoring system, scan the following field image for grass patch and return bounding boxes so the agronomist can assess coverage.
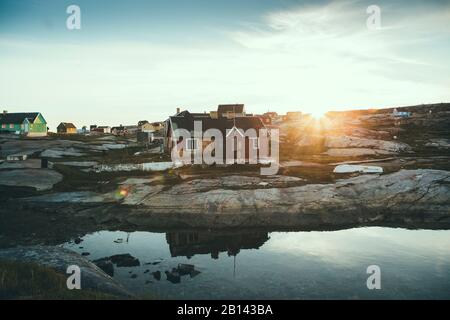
[0,260,118,300]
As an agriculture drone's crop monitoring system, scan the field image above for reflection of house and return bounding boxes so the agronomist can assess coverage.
[165,104,266,163]
[0,111,47,137]
[57,122,77,134]
[166,231,269,259]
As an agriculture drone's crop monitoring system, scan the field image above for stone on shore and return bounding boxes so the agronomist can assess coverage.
[0,169,62,191]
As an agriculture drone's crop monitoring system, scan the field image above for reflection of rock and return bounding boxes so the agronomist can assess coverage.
[152,271,161,280]
[180,264,201,278]
[166,231,269,259]
[94,254,140,268]
[94,259,114,277]
[165,270,181,284]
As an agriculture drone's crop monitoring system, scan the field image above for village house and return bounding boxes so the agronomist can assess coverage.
[165,104,266,163]
[57,122,77,134]
[139,120,164,133]
[0,111,48,137]
[393,108,412,118]
[111,125,127,136]
[90,125,111,134]
[137,120,165,145]
[111,125,139,136]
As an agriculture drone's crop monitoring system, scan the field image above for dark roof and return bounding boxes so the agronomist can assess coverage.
[217,104,244,114]
[0,112,40,124]
[169,113,265,136]
[58,122,76,129]
[176,110,210,118]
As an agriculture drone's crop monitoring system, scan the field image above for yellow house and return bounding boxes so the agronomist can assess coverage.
[57,122,77,134]
[140,121,164,133]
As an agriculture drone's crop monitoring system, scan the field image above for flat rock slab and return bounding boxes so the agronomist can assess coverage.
[0,246,132,298]
[325,136,411,152]
[20,169,450,229]
[0,159,42,169]
[55,161,98,167]
[324,148,393,157]
[1,139,83,157]
[41,147,85,158]
[0,169,62,191]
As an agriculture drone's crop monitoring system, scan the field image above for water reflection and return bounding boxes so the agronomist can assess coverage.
[166,231,269,259]
[62,227,450,299]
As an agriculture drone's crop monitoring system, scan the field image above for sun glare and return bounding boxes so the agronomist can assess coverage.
[310,109,327,120]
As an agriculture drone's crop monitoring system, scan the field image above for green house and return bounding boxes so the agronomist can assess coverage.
[0,111,48,137]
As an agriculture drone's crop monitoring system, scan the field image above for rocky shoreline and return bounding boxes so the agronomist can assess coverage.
[0,169,448,246]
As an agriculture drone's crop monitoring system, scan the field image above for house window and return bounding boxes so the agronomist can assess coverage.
[186,138,198,151]
[1,124,5,129]
[10,124,14,129]
[250,138,259,150]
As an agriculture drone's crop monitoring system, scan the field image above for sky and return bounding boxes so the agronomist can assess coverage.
[0,0,449,130]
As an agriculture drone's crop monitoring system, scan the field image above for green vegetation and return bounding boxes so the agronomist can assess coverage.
[0,260,118,300]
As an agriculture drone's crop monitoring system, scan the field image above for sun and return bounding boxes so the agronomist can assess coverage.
[310,109,327,120]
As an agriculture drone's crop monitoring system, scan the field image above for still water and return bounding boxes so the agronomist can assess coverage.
[62,227,450,299]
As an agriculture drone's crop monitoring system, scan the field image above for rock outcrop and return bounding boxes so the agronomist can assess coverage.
[22,169,450,229]
[325,136,411,153]
[0,246,132,298]
[0,169,62,191]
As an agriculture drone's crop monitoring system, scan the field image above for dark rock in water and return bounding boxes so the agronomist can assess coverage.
[145,260,162,265]
[78,247,84,249]
[190,270,201,278]
[177,263,195,276]
[95,253,140,267]
[93,259,114,277]
[144,269,150,274]
[74,238,83,245]
[152,271,161,281]
[145,280,152,285]
[81,252,90,256]
[131,274,138,279]
[165,270,181,284]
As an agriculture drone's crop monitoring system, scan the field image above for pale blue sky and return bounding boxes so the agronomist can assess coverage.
[1,0,449,130]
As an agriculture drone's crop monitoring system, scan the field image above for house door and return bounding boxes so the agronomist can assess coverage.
[24,122,29,133]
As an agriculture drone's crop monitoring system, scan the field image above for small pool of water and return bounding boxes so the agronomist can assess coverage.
[62,227,450,299]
